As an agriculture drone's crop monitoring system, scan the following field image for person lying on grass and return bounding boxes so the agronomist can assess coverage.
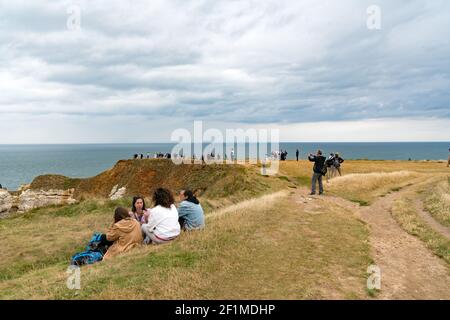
[102,207,143,260]
[141,188,181,245]
[129,195,148,225]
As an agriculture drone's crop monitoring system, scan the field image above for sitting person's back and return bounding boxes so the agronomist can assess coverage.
[141,188,181,244]
[178,190,205,230]
[103,207,143,260]
[148,204,180,238]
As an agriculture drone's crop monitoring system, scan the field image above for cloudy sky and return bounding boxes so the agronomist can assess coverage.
[1,0,449,143]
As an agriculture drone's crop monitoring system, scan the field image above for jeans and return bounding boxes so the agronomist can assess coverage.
[311,172,323,194]
[141,224,173,245]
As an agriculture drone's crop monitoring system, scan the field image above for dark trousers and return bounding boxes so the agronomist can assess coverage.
[311,173,323,194]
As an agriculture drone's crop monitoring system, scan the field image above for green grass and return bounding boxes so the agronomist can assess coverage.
[0,190,372,299]
[351,199,370,206]
[366,288,380,298]
[295,176,311,187]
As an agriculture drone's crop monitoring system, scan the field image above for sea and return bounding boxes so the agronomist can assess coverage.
[0,142,449,190]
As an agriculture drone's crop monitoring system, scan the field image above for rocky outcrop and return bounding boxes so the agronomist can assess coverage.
[0,189,13,217]
[17,184,31,192]
[109,185,127,200]
[17,188,77,213]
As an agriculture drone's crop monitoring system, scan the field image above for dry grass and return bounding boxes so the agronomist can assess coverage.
[4,160,444,300]
[423,177,450,228]
[276,160,446,205]
[0,198,129,281]
[278,160,449,179]
[391,194,450,265]
[326,171,422,205]
[0,189,371,300]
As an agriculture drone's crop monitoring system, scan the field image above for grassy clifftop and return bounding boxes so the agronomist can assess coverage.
[2,160,448,299]
[29,159,284,202]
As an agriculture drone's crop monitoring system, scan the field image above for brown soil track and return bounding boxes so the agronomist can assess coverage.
[359,176,450,299]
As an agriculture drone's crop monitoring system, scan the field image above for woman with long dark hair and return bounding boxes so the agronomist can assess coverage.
[129,196,147,225]
[141,188,180,245]
[103,207,143,260]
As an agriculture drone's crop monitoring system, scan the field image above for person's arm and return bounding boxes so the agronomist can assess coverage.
[142,209,149,224]
[178,201,189,218]
[308,155,316,162]
[145,209,163,231]
[106,224,120,242]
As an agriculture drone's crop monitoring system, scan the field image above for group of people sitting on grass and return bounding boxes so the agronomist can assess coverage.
[99,188,205,261]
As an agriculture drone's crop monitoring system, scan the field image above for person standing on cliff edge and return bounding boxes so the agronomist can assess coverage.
[296,149,300,161]
[308,150,326,195]
[447,148,450,167]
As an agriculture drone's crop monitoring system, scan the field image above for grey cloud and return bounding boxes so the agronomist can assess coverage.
[0,0,449,128]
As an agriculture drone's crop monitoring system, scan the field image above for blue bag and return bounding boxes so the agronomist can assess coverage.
[71,251,104,266]
[70,233,110,266]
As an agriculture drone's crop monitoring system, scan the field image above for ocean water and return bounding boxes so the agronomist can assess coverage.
[0,142,448,190]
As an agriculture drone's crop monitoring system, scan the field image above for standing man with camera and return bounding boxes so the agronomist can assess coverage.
[308,150,326,195]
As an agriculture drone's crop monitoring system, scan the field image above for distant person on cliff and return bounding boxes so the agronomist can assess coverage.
[296,149,300,161]
[129,196,148,225]
[102,207,143,260]
[325,153,336,182]
[308,150,326,195]
[177,190,205,231]
[447,150,450,167]
[333,153,344,176]
[141,188,180,245]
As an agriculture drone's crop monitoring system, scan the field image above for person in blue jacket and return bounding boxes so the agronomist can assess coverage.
[177,190,205,231]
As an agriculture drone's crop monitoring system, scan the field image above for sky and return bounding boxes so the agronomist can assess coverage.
[0,0,449,143]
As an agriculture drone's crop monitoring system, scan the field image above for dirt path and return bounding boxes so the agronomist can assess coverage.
[358,176,450,299]
[413,198,450,240]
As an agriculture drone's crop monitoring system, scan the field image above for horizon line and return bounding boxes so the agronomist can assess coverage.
[1,141,449,145]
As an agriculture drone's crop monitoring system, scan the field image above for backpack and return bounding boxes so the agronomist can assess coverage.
[321,165,327,176]
[86,233,109,255]
[70,233,109,266]
[71,251,104,266]
[325,159,334,167]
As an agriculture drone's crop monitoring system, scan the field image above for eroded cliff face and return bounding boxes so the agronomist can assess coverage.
[17,188,77,212]
[0,189,13,217]
[0,188,77,218]
[1,159,269,217]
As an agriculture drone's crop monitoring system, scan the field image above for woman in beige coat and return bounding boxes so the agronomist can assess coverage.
[103,207,143,260]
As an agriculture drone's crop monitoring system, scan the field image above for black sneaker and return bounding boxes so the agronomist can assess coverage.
[309,192,315,195]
